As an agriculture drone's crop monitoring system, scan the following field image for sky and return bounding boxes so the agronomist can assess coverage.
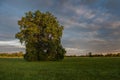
[0,0,120,54]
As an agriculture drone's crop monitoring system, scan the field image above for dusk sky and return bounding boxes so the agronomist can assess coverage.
[0,0,120,54]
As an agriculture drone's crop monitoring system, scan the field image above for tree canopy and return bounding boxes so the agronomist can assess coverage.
[15,10,66,61]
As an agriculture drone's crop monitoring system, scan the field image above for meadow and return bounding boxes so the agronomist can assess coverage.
[0,57,120,80]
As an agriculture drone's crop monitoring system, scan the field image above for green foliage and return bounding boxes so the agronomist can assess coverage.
[0,57,120,80]
[15,10,66,61]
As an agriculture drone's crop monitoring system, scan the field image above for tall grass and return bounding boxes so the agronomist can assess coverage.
[0,57,120,80]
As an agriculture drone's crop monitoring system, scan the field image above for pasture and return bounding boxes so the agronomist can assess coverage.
[0,57,120,80]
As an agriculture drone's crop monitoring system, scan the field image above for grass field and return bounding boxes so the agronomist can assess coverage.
[0,57,120,80]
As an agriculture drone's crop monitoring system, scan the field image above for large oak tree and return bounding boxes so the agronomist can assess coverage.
[15,10,66,61]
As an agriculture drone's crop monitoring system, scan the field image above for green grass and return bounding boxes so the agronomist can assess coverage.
[0,57,120,80]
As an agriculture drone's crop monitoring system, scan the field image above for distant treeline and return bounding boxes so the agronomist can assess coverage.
[0,52,120,57]
[90,53,120,57]
[66,53,120,57]
[0,52,24,57]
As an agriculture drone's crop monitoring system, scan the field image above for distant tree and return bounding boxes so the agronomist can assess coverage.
[15,10,66,61]
[88,52,92,57]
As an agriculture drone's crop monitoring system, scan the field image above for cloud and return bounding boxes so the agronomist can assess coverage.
[0,39,25,53]
[65,48,87,56]
[0,40,25,48]
[105,0,120,15]
[81,0,99,4]
[110,21,120,29]
[0,45,25,53]
[0,0,120,53]
[59,1,120,53]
